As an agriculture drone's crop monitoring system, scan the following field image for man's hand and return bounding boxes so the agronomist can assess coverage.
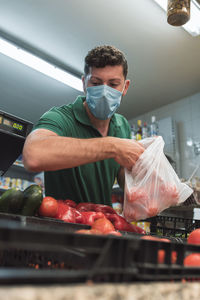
[113,138,145,171]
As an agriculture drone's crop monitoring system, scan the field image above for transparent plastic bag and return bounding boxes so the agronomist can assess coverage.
[123,136,193,222]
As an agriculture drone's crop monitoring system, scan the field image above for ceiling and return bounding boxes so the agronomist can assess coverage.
[0,0,200,124]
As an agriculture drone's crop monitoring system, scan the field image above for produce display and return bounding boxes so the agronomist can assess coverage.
[40,198,146,234]
[0,187,146,235]
[1,185,200,274]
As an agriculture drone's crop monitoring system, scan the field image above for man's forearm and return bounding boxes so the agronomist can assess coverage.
[23,129,144,172]
[23,133,116,172]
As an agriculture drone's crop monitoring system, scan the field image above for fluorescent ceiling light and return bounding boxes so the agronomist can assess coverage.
[153,0,200,36]
[0,37,83,91]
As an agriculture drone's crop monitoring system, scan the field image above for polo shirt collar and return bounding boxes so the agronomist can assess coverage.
[73,96,92,127]
[73,95,121,135]
[108,114,121,136]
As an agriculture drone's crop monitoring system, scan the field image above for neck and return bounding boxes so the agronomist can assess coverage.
[83,101,110,137]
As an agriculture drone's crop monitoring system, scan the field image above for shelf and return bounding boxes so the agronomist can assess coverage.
[13,162,24,168]
[0,187,23,194]
[0,187,8,192]
[3,162,40,178]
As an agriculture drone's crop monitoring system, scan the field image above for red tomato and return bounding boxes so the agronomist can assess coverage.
[90,229,103,235]
[158,249,165,264]
[141,235,161,241]
[91,217,115,234]
[141,235,176,264]
[157,250,177,264]
[147,206,159,218]
[187,229,200,245]
[39,196,58,217]
[159,238,170,243]
[127,187,149,203]
[171,251,177,264]
[184,254,200,266]
[75,229,93,235]
[75,229,102,235]
[107,231,122,236]
[141,235,170,242]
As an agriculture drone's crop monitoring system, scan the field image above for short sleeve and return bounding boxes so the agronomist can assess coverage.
[33,108,66,136]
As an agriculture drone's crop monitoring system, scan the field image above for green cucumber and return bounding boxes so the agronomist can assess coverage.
[21,184,43,216]
[0,188,24,214]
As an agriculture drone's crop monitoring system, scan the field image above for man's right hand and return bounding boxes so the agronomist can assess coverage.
[112,138,145,171]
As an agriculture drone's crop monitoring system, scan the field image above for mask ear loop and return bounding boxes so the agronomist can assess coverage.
[121,81,127,97]
[122,80,128,94]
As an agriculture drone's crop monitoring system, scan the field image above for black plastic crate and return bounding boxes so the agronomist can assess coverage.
[0,217,200,284]
[1,212,200,283]
[147,215,200,239]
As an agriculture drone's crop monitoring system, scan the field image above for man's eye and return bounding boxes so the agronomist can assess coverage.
[109,83,118,88]
[91,82,101,86]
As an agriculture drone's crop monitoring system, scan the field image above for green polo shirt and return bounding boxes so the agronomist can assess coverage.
[34,96,131,206]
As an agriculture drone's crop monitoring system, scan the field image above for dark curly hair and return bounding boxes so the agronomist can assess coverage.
[84,45,128,78]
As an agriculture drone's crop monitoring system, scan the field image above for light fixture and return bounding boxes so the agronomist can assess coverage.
[187,138,193,146]
[153,0,200,36]
[0,37,83,91]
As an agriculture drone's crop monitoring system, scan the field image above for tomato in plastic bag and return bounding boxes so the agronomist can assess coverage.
[123,137,193,222]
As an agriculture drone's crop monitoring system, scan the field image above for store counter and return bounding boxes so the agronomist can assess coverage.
[0,282,200,300]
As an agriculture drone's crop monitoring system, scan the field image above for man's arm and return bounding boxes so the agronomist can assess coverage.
[22,128,144,172]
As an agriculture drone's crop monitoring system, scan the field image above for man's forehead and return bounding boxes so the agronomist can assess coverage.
[89,75,122,81]
[87,65,124,80]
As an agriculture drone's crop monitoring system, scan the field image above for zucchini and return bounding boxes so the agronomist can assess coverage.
[21,184,43,216]
[0,188,24,214]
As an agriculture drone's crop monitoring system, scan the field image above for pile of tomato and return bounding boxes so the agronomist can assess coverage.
[38,196,146,236]
[38,196,200,267]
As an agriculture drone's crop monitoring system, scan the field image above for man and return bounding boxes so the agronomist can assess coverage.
[23,45,144,206]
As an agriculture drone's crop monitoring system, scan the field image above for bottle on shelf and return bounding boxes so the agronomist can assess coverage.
[142,122,148,139]
[150,116,159,137]
[136,120,142,141]
[131,124,136,140]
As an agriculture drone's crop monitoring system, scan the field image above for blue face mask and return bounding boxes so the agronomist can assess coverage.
[86,85,123,120]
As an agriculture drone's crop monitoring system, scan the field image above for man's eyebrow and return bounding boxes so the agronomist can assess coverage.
[109,78,122,82]
[90,76,102,81]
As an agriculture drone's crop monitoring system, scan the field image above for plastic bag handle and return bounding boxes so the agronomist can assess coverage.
[186,164,200,184]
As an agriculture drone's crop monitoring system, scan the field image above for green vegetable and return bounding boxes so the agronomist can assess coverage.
[21,184,43,216]
[0,188,24,214]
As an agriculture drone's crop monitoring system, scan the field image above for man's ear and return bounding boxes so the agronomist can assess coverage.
[122,79,130,96]
[82,75,86,94]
